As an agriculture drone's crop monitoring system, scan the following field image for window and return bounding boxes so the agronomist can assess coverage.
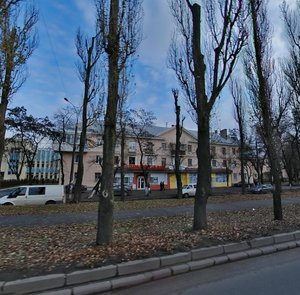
[232,148,236,155]
[96,138,103,146]
[29,187,45,195]
[129,142,136,151]
[212,160,217,167]
[162,143,167,151]
[188,158,192,166]
[211,146,216,156]
[129,156,135,165]
[233,173,238,180]
[222,160,227,167]
[150,177,159,184]
[95,173,101,181]
[114,156,120,165]
[222,147,226,155]
[96,155,102,164]
[216,174,227,182]
[145,142,154,154]
[147,157,153,165]
[161,157,166,166]
[75,154,79,163]
[188,145,192,153]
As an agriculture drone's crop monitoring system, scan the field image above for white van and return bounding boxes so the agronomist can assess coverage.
[0,185,65,206]
[182,184,197,198]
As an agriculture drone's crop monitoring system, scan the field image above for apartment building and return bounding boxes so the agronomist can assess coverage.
[60,124,241,190]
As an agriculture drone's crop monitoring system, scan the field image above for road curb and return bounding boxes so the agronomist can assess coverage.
[1,231,300,295]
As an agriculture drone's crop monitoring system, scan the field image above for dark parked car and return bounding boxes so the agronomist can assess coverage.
[250,184,273,194]
[233,182,254,187]
[113,185,132,197]
[65,184,88,193]
[233,181,242,187]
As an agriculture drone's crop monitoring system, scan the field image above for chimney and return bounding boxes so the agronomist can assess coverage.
[220,129,227,139]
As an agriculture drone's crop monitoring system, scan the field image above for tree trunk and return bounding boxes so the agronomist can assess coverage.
[120,127,125,202]
[174,89,183,198]
[194,114,211,230]
[190,3,211,230]
[96,0,119,245]
[0,101,8,172]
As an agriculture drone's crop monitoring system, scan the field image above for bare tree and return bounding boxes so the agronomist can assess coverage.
[244,0,288,220]
[281,0,300,181]
[168,0,248,229]
[172,88,185,198]
[0,0,38,174]
[230,78,247,193]
[128,108,156,196]
[117,65,133,202]
[73,29,103,203]
[96,0,143,244]
[50,108,75,186]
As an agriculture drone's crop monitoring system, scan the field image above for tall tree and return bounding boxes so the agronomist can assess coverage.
[168,0,248,229]
[230,78,247,193]
[281,0,300,179]
[172,88,185,198]
[50,108,75,186]
[73,29,103,203]
[117,65,132,202]
[96,0,143,244]
[0,0,38,175]
[244,0,284,220]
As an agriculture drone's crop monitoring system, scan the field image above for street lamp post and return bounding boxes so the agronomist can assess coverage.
[64,98,80,200]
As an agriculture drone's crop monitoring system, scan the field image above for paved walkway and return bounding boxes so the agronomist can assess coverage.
[1,197,300,227]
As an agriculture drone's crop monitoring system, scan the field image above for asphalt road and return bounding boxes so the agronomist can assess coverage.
[1,197,300,227]
[104,247,300,295]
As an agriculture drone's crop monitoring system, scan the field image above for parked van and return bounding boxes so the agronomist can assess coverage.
[0,185,65,206]
[182,184,197,198]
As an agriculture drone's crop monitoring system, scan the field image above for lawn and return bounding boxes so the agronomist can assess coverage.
[0,191,300,281]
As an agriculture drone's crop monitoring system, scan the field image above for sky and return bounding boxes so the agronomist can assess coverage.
[10,0,295,132]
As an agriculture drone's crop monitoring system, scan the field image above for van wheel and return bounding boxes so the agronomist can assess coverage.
[46,200,56,205]
[183,193,189,198]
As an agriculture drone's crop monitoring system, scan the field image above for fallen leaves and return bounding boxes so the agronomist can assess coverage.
[1,201,300,280]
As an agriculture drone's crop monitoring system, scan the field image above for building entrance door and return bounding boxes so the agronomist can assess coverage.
[137,176,145,190]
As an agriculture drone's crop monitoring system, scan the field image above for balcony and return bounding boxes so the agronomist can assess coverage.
[170,143,186,156]
[171,149,186,156]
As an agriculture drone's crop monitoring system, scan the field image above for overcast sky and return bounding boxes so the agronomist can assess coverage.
[10,0,295,132]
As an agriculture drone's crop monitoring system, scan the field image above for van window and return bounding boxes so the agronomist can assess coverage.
[8,187,26,198]
[29,187,45,195]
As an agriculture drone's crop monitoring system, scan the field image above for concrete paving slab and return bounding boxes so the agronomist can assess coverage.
[66,265,116,285]
[117,257,160,276]
[3,274,65,294]
[171,264,189,275]
[191,245,224,260]
[160,252,191,267]
[72,281,111,295]
[188,258,214,271]
[249,236,274,248]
